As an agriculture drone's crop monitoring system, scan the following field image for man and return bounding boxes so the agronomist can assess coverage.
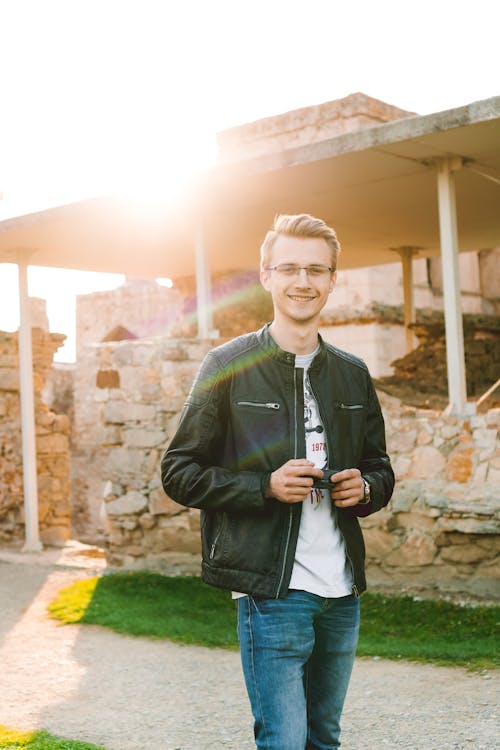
[161,213,394,749]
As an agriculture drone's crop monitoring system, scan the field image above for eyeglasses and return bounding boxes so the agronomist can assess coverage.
[264,263,334,278]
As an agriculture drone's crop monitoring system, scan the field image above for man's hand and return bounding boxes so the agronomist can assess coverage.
[329,468,366,508]
[266,459,322,504]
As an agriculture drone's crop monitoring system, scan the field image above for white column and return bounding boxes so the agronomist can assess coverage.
[436,157,469,415]
[195,221,217,339]
[397,247,417,352]
[17,261,42,551]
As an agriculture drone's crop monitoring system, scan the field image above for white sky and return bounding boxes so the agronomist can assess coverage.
[1,0,499,360]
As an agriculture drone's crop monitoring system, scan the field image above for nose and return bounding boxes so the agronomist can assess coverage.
[295,267,311,283]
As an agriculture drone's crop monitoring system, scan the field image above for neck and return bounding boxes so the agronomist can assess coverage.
[269,319,320,355]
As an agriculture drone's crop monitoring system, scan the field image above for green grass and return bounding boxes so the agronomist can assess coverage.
[0,725,107,750]
[48,573,238,649]
[48,572,499,669]
[356,592,498,670]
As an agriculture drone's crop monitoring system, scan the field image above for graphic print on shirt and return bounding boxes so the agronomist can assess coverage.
[304,372,327,507]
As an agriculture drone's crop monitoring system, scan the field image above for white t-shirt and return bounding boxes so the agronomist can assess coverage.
[288,350,353,598]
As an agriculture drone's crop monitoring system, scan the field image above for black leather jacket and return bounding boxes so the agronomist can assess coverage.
[161,324,394,598]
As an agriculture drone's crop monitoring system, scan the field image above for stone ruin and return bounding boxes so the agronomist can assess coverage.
[2,274,499,599]
[0,328,70,545]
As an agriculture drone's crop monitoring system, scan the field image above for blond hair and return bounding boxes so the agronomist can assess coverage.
[260,213,341,270]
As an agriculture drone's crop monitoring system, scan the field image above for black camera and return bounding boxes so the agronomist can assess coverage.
[311,469,337,490]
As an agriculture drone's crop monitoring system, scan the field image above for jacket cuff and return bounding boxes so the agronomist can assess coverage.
[260,471,273,500]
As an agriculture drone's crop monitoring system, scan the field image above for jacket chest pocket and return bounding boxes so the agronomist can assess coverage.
[333,402,367,465]
[234,400,281,412]
[334,401,365,411]
[230,399,287,469]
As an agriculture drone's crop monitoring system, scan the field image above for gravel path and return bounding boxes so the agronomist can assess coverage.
[0,549,497,750]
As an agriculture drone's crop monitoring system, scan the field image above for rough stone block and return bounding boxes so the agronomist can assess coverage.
[36,433,69,454]
[477,535,500,552]
[140,383,164,402]
[96,369,120,389]
[139,513,156,529]
[103,402,155,424]
[391,429,417,453]
[105,490,148,516]
[0,368,20,391]
[40,525,70,545]
[124,545,145,556]
[417,429,432,446]
[386,531,437,567]
[390,484,421,512]
[395,511,437,532]
[96,425,122,446]
[131,346,160,367]
[486,409,500,428]
[155,526,201,553]
[446,497,497,515]
[105,448,145,479]
[362,528,396,559]
[163,343,190,362]
[111,346,134,366]
[473,428,498,449]
[124,428,166,449]
[188,509,201,531]
[160,376,188,412]
[437,516,499,535]
[440,544,495,564]
[407,446,446,479]
[473,462,488,482]
[393,455,411,479]
[441,424,461,440]
[149,488,185,516]
[445,447,474,483]
[143,449,160,477]
[121,518,139,531]
[488,466,500,483]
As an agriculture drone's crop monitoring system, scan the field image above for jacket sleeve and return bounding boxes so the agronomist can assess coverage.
[354,374,395,518]
[161,350,272,514]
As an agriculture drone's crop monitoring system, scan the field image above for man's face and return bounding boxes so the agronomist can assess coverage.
[260,235,336,325]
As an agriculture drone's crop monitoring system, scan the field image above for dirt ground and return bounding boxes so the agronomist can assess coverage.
[0,544,497,750]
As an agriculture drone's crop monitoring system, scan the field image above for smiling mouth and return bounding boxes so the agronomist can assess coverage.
[289,294,316,301]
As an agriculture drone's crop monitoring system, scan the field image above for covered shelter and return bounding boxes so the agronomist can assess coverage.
[0,94,499,550]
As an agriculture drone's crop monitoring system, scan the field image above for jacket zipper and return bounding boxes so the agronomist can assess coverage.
[275,369,299,598]
[313,381,360,598]
[209,523,224,559]
[235,400,280,410]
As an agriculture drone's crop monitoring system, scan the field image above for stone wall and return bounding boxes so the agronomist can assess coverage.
[363,393,499,599]
[72,335,499,599]
[72,336,214,553]
[0,328,70,545]
[76,279,183,357]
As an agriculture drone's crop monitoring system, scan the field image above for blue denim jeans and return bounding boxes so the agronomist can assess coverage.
[237,590,360,750]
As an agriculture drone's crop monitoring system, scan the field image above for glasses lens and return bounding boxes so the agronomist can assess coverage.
[308,265,330,276]
[275,264,330,276]
[276,264,298,275]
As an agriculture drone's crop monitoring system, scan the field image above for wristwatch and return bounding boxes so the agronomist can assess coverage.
[359,478,371,505]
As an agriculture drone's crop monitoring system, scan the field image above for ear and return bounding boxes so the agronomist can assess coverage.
[260,268,272,292]
[329,270,337,293]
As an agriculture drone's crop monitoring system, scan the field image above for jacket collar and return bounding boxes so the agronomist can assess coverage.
[257,323,327,368]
